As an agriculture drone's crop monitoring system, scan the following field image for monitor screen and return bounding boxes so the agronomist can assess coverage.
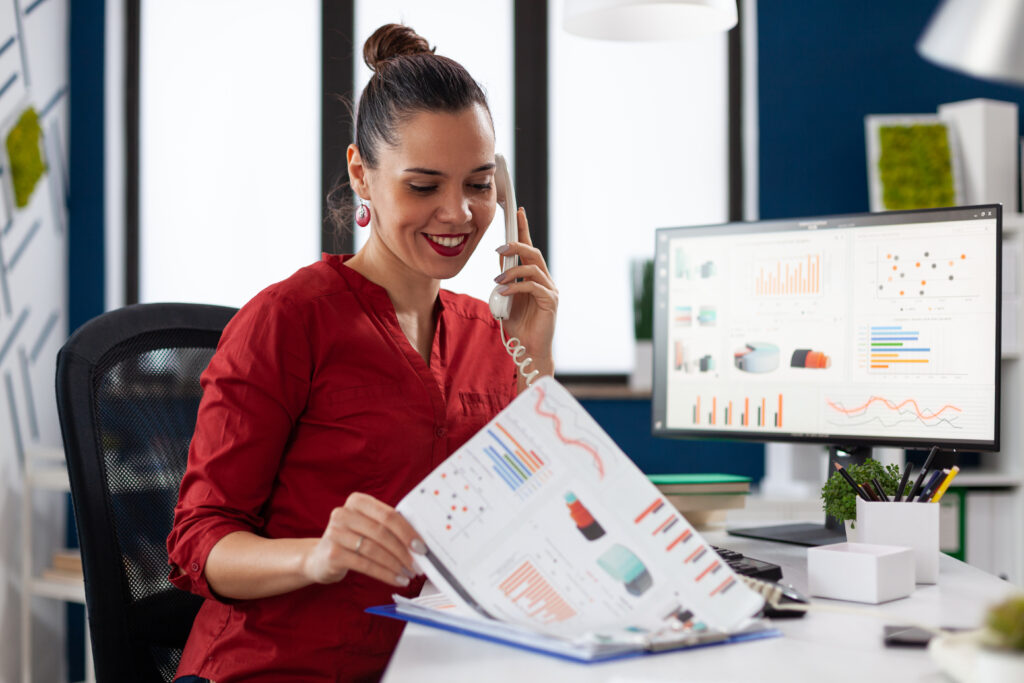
[652,205,1001,451]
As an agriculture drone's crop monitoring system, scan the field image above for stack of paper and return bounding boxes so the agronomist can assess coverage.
[373,378,777,662]
[649,474,751,528]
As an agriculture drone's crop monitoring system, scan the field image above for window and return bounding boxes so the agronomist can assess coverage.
[139,0,321,306]
[549,2,730,373]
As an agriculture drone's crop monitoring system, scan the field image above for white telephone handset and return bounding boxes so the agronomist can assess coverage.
[488,153,538,386]
[488,153,518,320]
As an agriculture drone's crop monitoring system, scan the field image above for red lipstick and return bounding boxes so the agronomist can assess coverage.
[423,233,469,257]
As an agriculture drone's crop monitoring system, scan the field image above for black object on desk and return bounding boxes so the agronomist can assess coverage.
[711,546,783,582]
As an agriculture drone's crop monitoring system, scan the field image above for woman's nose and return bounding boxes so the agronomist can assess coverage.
[437,187,472,224]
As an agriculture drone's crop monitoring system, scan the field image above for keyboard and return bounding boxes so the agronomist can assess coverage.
[711,545,783,582]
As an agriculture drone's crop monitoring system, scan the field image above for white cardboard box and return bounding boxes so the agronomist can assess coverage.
[938,98,1019,211]
[856,498,940,583]
[807,542,915,604]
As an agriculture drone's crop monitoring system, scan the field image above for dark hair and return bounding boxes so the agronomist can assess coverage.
[326,24,492,234]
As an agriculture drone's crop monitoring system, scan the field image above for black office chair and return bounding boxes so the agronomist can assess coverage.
[56,303,237,683]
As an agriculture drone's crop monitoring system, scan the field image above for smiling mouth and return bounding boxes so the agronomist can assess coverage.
[425,234,468,248]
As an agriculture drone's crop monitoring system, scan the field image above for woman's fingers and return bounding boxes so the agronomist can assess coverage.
[494,263,554,290]
[345,492,427,554]
[317,526,411,587]
[494,279,558,313]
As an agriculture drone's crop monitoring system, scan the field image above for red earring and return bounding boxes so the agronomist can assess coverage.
[355,202,371,227]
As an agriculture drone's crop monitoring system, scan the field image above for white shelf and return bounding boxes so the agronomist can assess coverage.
[28,577,85,604]
[26,466,70,491]
[1005,211,1024,233]
[953,471,1023,487]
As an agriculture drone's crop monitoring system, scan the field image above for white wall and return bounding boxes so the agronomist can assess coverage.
[0,0,69,680]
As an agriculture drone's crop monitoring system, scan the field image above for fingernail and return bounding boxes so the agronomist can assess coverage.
[493,273,506,283]
[496,284,510,294]
[495,244,511,254]
[396,574,410,587]
[401,567,415,579]
[520,207,527,220]
[411,539,428,555]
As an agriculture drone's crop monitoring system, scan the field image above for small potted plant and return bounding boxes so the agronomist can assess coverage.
[629,258,654,392]
[820,458,902,540]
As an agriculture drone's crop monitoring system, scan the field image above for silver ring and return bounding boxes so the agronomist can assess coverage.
[354,535,365,554]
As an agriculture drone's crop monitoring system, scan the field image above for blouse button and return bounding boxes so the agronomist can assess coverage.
[190,562,200,572]
[435,426,447,438]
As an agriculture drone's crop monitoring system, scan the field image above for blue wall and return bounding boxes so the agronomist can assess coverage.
[581,398,765,479]
[758,0,1024,220]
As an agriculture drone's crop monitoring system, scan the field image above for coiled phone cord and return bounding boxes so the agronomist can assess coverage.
[499,320,539,387]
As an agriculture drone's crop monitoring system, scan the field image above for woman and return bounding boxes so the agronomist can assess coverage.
[167,23,557,682]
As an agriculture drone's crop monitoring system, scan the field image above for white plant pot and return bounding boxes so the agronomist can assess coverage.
[630,340,653,392]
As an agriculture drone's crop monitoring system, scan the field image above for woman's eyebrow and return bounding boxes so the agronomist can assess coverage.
[402,163,496,176]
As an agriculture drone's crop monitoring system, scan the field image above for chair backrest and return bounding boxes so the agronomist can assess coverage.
[56,303,237,683]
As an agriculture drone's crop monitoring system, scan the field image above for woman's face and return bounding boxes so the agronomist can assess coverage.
[359,104,497,282]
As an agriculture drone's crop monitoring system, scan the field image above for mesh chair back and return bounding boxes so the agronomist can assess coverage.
[56,303,237,683]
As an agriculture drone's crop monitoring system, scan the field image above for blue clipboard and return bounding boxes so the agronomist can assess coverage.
[367,603,781,664]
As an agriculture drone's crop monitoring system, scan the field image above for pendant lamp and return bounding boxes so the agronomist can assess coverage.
[917,0,1024,87]
[563,0,738,41]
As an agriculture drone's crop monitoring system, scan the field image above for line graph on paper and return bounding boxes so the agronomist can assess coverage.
[530,383,609,479]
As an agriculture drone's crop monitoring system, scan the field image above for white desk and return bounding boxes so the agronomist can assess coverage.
[383,531,1019,682]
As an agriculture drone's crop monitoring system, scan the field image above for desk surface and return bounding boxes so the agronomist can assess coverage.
[383,530,1019,682]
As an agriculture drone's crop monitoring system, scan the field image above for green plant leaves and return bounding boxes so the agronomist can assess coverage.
[820,459,903,523]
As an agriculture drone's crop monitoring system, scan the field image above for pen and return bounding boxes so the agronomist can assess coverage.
[906,446,940,502]
[895,463,913,502]
[871,477,890,502]
[861,481,880,501]
[833,462,871,501]
[929,466,960,503]
[916,469,946,502]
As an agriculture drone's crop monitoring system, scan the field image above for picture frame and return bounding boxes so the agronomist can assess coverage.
[865,114,963,212]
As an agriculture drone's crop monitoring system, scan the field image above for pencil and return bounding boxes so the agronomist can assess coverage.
[895,463,913,502]
[916,469,946,502]
[907,446,940,502]
[872,477,890,502]
[929,466,960,503]
[833,462,871,501]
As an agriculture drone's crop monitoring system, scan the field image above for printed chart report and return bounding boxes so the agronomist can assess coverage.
[397,377,764,640]
[660,212,998,445]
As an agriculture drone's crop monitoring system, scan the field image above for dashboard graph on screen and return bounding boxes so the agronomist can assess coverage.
[653,206,1000,450]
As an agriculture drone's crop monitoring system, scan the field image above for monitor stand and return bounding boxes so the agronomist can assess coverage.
[726,445,871,547]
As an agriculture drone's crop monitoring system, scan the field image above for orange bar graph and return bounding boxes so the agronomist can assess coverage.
[744,397,749,426]
[712,397,717,425]
[778,394,783,428]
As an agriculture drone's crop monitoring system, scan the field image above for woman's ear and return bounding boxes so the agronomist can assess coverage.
[347,144,370,200]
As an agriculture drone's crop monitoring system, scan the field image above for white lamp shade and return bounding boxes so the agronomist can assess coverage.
[563,0,737,41]
[917,0,1024,86]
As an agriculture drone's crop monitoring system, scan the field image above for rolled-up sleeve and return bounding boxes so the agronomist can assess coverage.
[166,289,311,600]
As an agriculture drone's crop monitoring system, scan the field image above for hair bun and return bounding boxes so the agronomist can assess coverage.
[363,23,433,71]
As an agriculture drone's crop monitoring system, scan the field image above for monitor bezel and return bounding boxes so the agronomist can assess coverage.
[651,204,1002,452]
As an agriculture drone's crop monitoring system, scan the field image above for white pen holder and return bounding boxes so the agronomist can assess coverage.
[855,498,940,584]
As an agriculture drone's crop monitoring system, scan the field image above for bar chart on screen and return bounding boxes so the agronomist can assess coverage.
[754,253,823,297]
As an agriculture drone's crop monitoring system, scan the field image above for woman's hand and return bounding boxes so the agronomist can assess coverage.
[303,492,426,588]
[494,207,558,387]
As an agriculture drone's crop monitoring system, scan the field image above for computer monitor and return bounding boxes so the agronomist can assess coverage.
[652,205,1001,546]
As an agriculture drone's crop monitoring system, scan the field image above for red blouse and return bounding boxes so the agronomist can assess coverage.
[167,254,516,682]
